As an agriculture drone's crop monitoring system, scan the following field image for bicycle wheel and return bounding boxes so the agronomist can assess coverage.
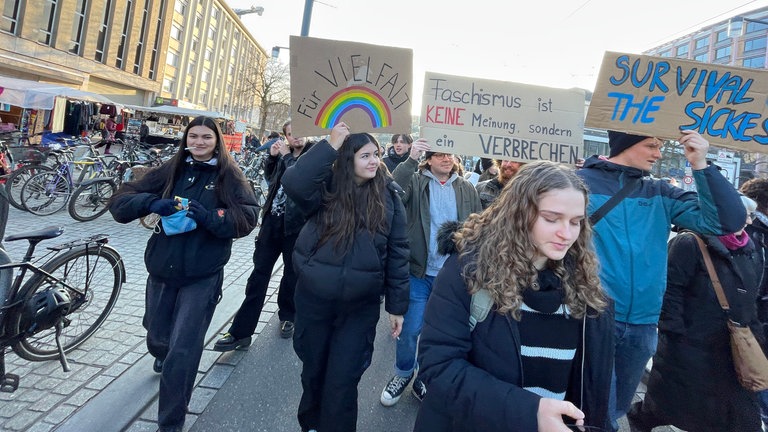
[20,172,71,216]
[67,180,117,222]
[5,164,54,211]
[11,244,123,361]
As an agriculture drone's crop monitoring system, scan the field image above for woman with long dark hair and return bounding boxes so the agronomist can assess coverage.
[281,122,410,432]
[109,116,259,432]
[414,161,613,432]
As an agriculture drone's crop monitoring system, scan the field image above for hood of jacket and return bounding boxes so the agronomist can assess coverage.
[582,155,649,179]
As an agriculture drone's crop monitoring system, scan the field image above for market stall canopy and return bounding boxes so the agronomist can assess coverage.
[125,104,227,119]
[0,76,123,110]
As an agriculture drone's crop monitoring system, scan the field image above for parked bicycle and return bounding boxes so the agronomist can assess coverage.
[0,217,125,393]
[19,153,113,216]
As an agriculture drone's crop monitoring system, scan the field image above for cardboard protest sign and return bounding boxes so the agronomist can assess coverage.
[419,72,585,164]
[289,36,412,137]
[586,51,768,154]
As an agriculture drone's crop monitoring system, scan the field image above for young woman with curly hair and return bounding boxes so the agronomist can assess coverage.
[414,160,614,432]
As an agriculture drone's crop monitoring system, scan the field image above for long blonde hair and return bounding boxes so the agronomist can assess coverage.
[454,160,605,319]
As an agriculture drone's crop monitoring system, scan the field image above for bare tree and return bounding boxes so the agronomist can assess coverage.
[241,58,291,139]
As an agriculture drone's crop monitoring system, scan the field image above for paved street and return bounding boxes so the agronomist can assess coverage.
[0,198,678,432]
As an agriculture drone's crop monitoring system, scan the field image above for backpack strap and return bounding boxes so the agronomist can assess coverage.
[469,289,493,331]
[589,176,639,226]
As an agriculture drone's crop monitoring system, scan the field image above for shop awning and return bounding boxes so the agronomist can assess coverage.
[0,76,123,110]
[125,104,227,119]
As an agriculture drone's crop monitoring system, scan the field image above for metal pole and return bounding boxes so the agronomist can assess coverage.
[301,0,314,37]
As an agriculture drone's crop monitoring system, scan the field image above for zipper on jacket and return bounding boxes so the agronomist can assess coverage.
[506,315,525,388]
[580,315,586,411]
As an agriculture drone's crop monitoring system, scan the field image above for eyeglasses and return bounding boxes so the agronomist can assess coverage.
[565,424,606,432]
[749,212,756,219]
[430,153,453,159]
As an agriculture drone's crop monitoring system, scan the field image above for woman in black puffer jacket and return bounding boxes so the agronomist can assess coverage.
[281,123,410,432]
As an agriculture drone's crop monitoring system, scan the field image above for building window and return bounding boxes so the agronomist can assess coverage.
[743,56,766,69]
[676,43,689,58]
[134,0,150,74]
[745,19,768,34]
[116,0,134,69]
[163,78,175,93]
[149,0,166,79]
[694,53,708,63]
[694,37,709,50]
[201,69,210,83]
[208,26,216,40]
[744,36,767,53]
[69,0,88,54]
[212,7,219,19]
[38,0,59,45]
[205,49,212,61]
[199,91,207,104]
[195,13,202,29]
[1,0,21,35]
[659,49,671,57]
[170,24,182,40]
[715,29,729,43]
[714,46,731,61]
[191,37,198,52]
[187,61,195,75]
[95,0,112,62]
[185,85,192,99]
[166,50,179,67]
[174,0,186,14]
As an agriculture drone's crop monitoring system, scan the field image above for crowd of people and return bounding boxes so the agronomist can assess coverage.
[107,117,767,432]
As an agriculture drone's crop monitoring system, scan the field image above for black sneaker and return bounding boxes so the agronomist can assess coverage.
[280,321,295,339]
[412,377,426,402]
[380,373,414,406]
[213,333,252,352]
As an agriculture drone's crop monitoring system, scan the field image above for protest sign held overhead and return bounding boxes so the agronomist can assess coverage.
[289,36,413,137]
[418,72,585,164]
[586,51,768,154]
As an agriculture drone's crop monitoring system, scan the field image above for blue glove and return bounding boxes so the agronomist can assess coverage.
[149,198,178,216]
[186,199,217,227]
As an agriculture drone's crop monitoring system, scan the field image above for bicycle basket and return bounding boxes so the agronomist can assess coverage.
[8,146,47,164]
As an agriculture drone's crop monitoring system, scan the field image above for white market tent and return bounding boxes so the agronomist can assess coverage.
[124,104,227,119]
[0,76,123,110]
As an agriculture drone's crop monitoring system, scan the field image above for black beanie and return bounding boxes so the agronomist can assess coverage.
[608,131,650,157]
[424,151,435,159]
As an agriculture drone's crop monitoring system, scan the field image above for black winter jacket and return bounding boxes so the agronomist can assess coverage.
[109,159,259,280]
[262,142,314,236]
[383,147,410,173]
[281,140,410,315]
[414,225,613,432]
[643,231,763,432]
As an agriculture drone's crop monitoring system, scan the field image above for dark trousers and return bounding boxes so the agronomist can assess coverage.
[228,213,298,339]
[294,287,380,432]
[144,272,223,428]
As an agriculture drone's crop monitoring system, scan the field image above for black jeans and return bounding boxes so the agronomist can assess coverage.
[294,287,380,432]
[228,213,298,339]
[144,271,223,428]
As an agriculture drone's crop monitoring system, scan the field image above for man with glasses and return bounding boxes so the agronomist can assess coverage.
[380,139,482,407]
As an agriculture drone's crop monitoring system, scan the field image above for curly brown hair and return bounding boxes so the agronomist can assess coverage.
[454,160,605,320]
[740,178,768,214]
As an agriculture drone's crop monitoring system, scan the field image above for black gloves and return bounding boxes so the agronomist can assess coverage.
[149,198,179,216]
[186,199,219,228]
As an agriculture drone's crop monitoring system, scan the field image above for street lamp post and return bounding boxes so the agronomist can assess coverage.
[271,46,289,59]
[301,0,314,37]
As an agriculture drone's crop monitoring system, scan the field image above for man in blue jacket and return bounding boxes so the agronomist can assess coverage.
[577,129,745,431]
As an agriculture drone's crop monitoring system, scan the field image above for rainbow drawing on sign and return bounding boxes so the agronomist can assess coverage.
[315,86,392,129]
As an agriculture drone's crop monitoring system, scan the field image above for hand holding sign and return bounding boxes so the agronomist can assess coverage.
[679,130,709,170]
[328,122,350,150]
[409,139,430,161]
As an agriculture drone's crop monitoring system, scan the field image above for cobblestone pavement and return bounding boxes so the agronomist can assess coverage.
[0,201,276,432]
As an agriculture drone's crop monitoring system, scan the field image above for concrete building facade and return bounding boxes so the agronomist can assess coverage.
[0,0,267,120]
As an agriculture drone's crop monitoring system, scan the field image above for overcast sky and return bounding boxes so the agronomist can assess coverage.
[229,0,768,112]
